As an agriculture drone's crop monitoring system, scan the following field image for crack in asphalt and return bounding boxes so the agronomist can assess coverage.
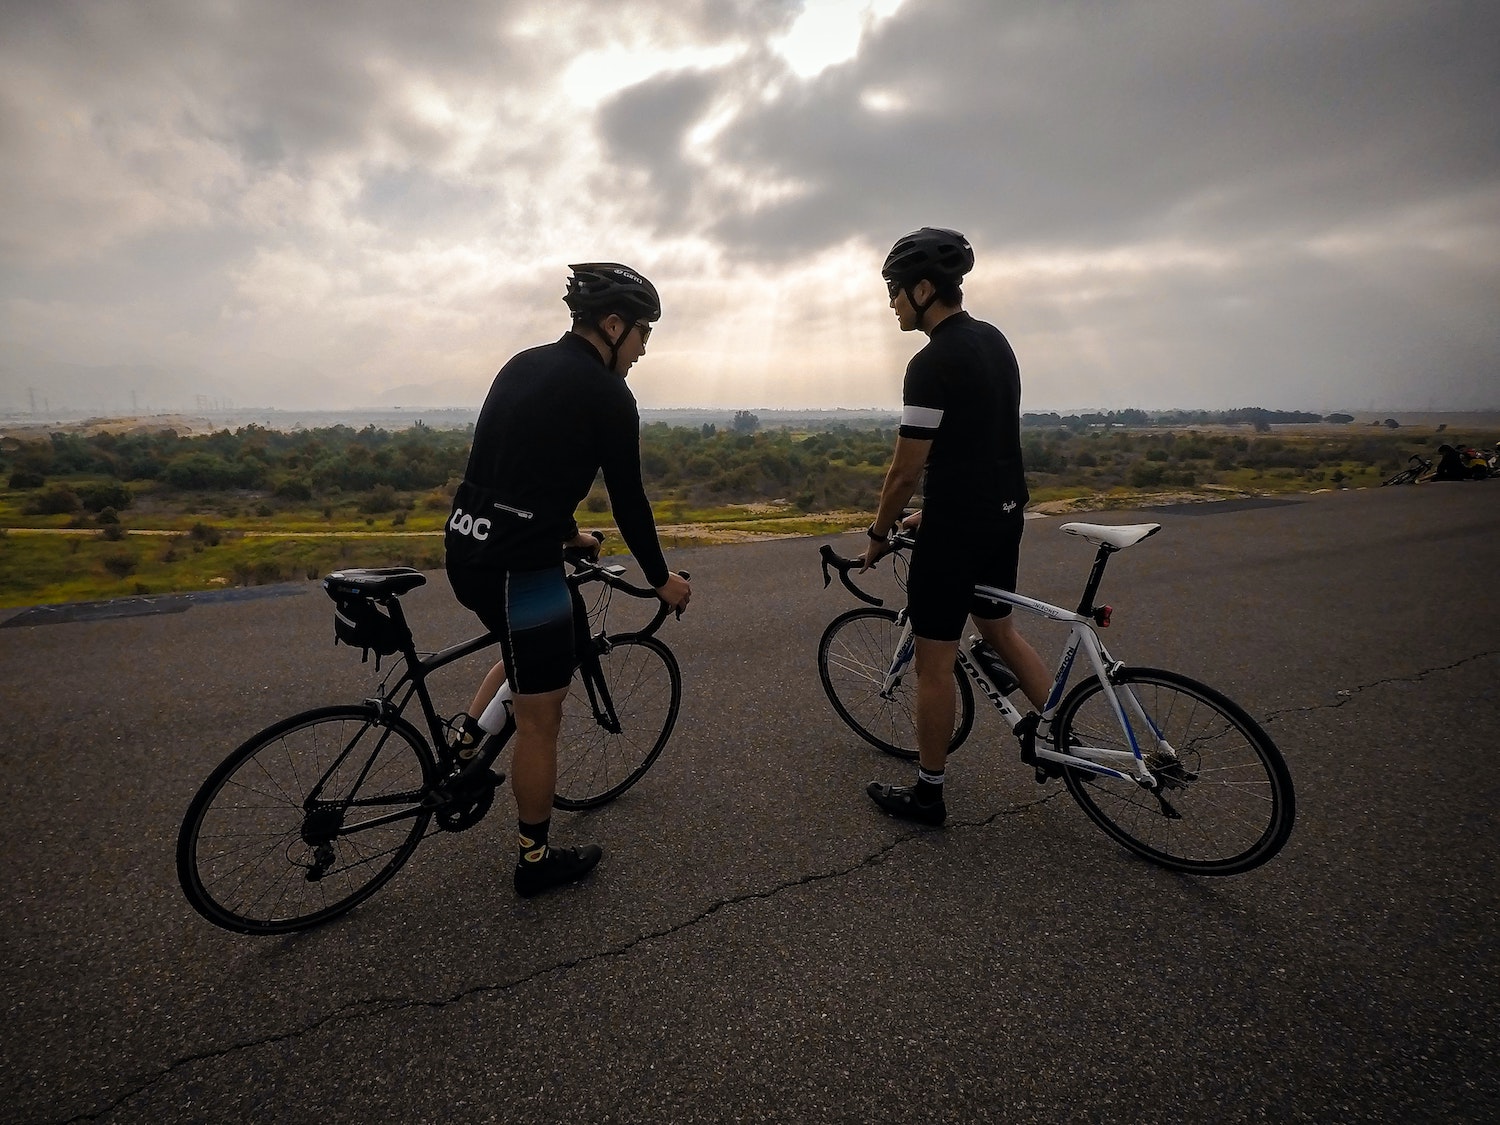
[53,654,1498,1123]
[50,792,1064,1125]
[1260,650,1499,722]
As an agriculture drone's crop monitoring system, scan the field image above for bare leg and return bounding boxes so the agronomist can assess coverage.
[973,614,1051,711]
[509,687,568,824]
[914,637,961,772]
[467,660,508,718]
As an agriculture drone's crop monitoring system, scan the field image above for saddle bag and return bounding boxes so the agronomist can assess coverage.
[329,591,405,666]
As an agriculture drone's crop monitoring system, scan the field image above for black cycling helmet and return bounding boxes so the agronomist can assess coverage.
[564,262,661,323]
[564,262,661,371]
[881,228,973,326]
[882,227,974,288]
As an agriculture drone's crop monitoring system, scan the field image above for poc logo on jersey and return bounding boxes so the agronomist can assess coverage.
[448,508,491,541]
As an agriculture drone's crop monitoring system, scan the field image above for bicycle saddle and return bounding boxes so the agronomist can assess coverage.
[323,567,428,599]
[1059,522,1161,550]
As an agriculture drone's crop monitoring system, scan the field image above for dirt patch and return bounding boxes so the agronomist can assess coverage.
[0,415,213,439]
[1028,486,1252,516]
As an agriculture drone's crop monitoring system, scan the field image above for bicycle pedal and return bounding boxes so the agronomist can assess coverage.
[1015,711,1041,766]
[425,769,504,809]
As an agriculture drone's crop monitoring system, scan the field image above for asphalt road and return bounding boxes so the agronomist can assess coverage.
[1,484,1497,1124]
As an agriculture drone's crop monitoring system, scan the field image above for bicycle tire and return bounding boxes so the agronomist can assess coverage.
[1053,667,1295,876]
[553,635,681,810]
[817,606,975,760]
[177,705,437,934]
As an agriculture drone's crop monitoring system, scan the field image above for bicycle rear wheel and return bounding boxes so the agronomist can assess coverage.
[553,635,681,810]
[1053,668,1294,875]
[177,705,437,934]
[817,606,974,760]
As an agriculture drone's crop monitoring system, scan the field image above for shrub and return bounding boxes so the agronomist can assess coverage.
[274,477,313,502]
[232,560,286,586]
[1128,462,1167,488]
[78,481,132,512]
[359,484,399,514]
[8,469,44,489]
[22,485,81,515]
[101,551,137,579]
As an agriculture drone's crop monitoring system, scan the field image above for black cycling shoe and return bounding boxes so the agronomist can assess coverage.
[866,782,946,827]
[513,844,603,898]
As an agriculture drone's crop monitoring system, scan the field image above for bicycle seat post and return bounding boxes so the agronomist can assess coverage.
[1074,544,1116,618]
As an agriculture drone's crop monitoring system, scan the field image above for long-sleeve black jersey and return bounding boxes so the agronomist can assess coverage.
[444,332,670,587]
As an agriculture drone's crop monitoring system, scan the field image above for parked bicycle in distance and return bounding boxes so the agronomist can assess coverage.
[177,541,687,935]
[817,521,1295,876]
[1382,455,1433,486]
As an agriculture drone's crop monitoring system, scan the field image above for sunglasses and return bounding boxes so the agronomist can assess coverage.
[634,321,653,343]
[885,277,903,300]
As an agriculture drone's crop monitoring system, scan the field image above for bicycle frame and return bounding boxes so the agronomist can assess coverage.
[310,558,672,833]
[835,526,1172,789]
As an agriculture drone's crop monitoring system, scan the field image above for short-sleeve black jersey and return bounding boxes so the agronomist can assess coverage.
[897,311,1028,519]
[445,332,669,587]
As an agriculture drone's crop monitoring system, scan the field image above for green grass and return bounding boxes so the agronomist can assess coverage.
[0,530,446,608]
[6,424,1494,608]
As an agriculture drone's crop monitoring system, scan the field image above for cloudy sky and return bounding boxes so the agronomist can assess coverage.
[2,0,1496,416]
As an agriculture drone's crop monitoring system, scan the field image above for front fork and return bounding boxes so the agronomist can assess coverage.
[580,632,622,733]
[878,611,916,698]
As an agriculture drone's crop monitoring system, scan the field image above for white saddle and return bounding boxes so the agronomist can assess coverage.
[1058,522,1162,550]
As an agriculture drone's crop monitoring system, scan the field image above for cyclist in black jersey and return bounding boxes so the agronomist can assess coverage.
[859,228,1051,827]
[445,262,691,897]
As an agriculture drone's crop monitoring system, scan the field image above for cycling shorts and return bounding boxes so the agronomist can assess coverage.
[446,565,586,694]
[905,509,1025,642]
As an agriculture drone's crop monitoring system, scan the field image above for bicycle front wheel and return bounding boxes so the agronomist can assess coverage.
[553,635,681,810]
[817,607,975,760]
[1053,668,1295,876]
[177,705,437,934]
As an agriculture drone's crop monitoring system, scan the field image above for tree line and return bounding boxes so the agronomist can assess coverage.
[0,416,1465,520]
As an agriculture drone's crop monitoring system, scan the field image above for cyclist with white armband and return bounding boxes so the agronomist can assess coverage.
[859,227,1051,826]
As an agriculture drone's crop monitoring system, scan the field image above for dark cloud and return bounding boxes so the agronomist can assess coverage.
[597,69,723,221]
[3,0,1496,412]
[639,0,1500,257]
[4,0,528,171]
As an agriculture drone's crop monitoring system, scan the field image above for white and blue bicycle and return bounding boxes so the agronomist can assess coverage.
[818,521,1295,876]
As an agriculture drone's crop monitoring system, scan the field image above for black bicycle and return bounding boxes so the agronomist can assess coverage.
[1382,454,1432,486]
[177,547,686,935]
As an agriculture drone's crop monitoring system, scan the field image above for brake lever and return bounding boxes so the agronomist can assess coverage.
[819,543,884,606]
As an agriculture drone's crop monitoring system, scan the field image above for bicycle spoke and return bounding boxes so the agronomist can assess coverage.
[1057,669,1294,875]
[818,607,972,759]
[554,637,681,809]
[179,708,434,934]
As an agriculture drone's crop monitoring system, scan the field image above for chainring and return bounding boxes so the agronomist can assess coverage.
[434,769,503,832]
